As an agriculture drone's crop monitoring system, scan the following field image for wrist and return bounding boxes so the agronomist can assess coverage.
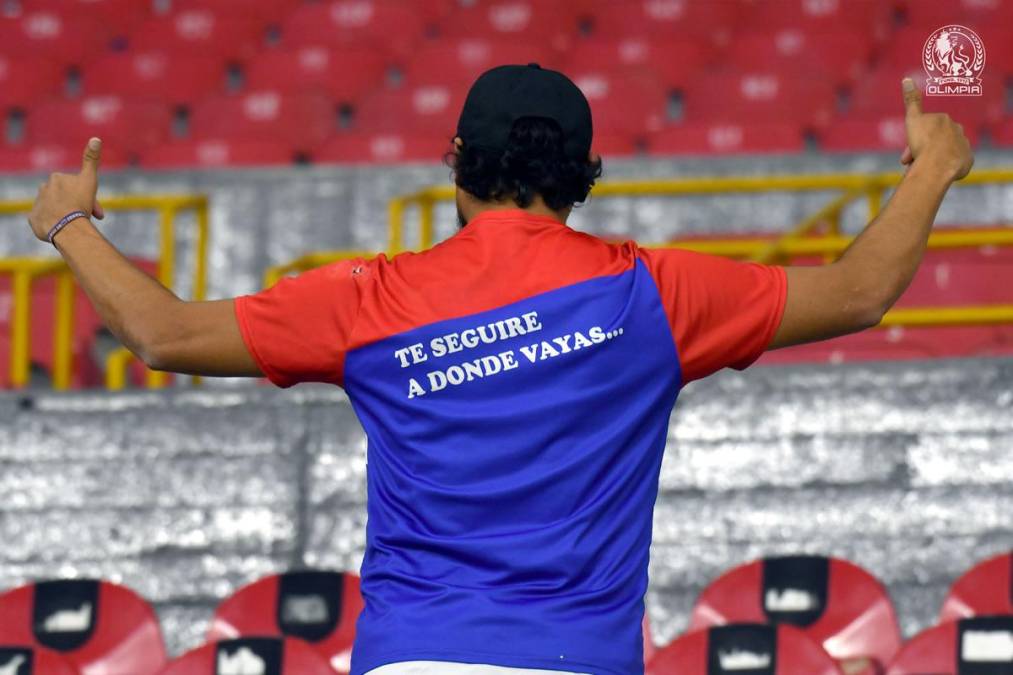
[912,150,963,185]
[51,215,98,250]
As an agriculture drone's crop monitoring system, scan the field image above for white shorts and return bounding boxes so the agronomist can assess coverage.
[365,662,588,675]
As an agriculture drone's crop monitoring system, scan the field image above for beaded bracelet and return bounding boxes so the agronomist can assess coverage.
[47,210,89,246]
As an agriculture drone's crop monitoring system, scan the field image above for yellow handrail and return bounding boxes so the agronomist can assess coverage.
[0,195,209,390]
[387,169,1013,253]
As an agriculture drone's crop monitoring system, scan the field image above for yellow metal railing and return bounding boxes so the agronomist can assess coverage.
[0,195,209,390]
[271,170,1013,330]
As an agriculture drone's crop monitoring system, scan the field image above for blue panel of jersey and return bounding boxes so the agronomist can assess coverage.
[343,260,682,675]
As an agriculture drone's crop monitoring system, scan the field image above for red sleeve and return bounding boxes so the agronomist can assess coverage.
[234,258,370,388]
[639,247,787,384]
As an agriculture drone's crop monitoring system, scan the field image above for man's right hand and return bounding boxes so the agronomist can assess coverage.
[900,77,974,181]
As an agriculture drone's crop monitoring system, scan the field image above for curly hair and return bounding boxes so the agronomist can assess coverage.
[448,117,603,212]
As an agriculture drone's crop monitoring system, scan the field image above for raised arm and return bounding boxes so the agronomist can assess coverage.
[27,139,262,377]
[768,78,974,349]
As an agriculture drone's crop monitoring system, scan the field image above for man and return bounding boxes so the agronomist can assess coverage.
[28,66,971,675]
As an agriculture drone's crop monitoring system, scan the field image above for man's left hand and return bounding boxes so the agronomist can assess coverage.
[28,137,106,242]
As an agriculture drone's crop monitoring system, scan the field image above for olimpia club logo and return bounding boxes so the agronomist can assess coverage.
[923,25,985,96]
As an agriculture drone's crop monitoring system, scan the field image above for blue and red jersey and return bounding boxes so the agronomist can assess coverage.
[235,210,787,675]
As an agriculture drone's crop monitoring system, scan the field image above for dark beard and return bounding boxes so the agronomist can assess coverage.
[457,207,468,229]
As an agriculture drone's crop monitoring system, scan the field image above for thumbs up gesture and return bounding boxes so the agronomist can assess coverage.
[898,78,974,181]
[28,137,106,242]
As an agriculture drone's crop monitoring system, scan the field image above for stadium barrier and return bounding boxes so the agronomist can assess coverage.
[0,195,209,390]
[268,169,1013,331]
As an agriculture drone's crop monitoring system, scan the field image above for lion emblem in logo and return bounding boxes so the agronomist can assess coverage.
[923,25,985,96]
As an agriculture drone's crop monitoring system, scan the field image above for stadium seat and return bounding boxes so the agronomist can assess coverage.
[38,0,151,39]
[159,637,336,675]
[740,0,892,36]
[244,46,390,103]
[723,31,873,87]
[820,115,909,152]
[0,579,167,675]
[143,139,295,168]
[683,72,836,128]
[129,9,263,60]
[353,82,466,135]
[282,1,428,56]
[165,0,304,28]
[646,623,842,675]
[578,0,741,45]
[903,0,1013,28]
[189,92,334,153]
[0,10,105,66]
[26,97,170,157]
[315,132,450,164]
[207,570,364,673]
[862,33,1005,124]
[570,69,667,135]
[886,615,1013,675]
[564,38,710,90]
[404,40,556,86]
[992,119,1013,148]
[437,0,576,49]
[0,57,65,110]
[940,551,1013,623]
[649,122,804,155]
[83,52,227,107]
[0,142,129,173]
[0,644,79,675]
[689,555,902,675]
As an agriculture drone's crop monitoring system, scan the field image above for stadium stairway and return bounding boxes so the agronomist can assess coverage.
[0,357,1009,654]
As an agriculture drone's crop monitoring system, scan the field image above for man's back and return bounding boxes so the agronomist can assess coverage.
[236,209,786,674]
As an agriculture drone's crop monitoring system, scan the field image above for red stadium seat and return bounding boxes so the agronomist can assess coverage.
[166,0,304,28]
[26,97,170,156]
[0,10,105,66]
[683,71,836,128]
[315,132,450,164]
[207,570,364,673]
[903,0,1013,28]
[0,57,65,110]
[437,0,576,49]
[992,118,1013,148]
[189,92,334,152]
[578,0,741,45]
[143,139,294,168]
[159,637,336,675]
[886,616,1013,675]
[404,40,556,86]
[38,0,151,39]
[861,32,1005,124]
[570,69,667,135]
[689,556,902,675]
[129,9,263,60]
[0,644,79,675]
[353,82,466,135]
[83,52,227,106]
[740,0,892,36]
[820,115,910,152]
[646,624,842,675]
[0,142,128,173]
[282,1,428,56]
[0,579,167,675]
[649,122,803,155]
[564,38,710,90]
[940,551,1013,623]
[244,46,389,103]
[723,31,873,86]
[643,615,657,666]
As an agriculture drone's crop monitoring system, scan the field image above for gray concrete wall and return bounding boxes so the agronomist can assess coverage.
[1,357,1010,654]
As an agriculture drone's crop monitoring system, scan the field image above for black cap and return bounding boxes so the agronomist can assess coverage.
[456,63,593,160]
